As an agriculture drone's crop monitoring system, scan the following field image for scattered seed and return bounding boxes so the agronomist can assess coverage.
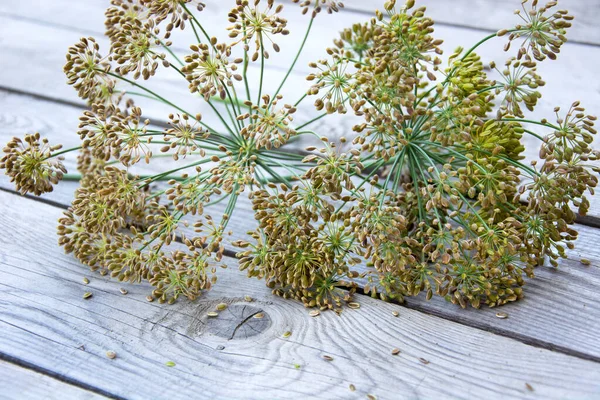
[367,394,377,400]
[119,288,128,295]
[348,302,360,309]
[165,361,176,367]
[392,311,399,317]
[282,331,292,338]
[207,312,219,318]
[349,384,356,392]
[580,258,591,266]
[253,312,265,319]
[216,345,225,351]
[309,310,320,317]
[294,363,301,370]
[496,312,509,319]
[216,303,228,311]
[83,292,93,300]
[322,355,334,361]
[146,295,154,302]
[525,383,534,392]
[106,351,117,359]
[392,348,401,355]
[419,358,430,365]
[244,295,253,302]
[83,277,90,285]
[77,344,85,351]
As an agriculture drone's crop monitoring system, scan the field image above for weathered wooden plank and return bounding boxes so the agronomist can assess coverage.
[1,2,599,219]
[1,89,600,361]
[341,0,600,46]
[1,189,600,399]
[0,360,107,400]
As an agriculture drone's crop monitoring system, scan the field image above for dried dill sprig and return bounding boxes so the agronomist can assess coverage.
[1,0,598,312]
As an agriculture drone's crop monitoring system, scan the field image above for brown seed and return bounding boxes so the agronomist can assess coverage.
[392,348,401,355]
[207,312,219,318]
[309,310,320,317]
[282,331,292,338]
[419,358,430,365]
[119,288,128,295]
[367,395,377,400]
[392,311,399,317]
[216,303,228,311]
[253,312,265,319]
[496,312,509,319]
[106,351,117,359]
[349,384,356,392]
[525,383,534,392]
[83,292,93,300]
[244,295,253,302]
[146,295,154,302]
[82,277,90,285]
[322,355,334,361]
[580,258,591,266]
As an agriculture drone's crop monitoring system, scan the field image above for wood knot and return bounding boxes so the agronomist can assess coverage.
[204,304,271,340]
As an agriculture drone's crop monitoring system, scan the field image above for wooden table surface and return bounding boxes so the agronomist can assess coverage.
[0,1,599,399]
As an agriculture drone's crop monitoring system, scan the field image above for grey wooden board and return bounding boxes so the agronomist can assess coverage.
[2,189,600,400]
[341,0,600,46]
[1,1,600,220]
[0,360,107,400]
[2,90,600,363]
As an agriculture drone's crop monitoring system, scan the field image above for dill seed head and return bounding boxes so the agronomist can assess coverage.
[1,133,67,196]
[292,0,344,18]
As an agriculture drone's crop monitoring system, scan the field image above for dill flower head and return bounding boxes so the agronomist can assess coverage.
[64,37,112,102]
[111,18,166,80]
[182,41,240,100]
[228,0,289,60]
[1,133,67,196]
[140,0,205,35]
[307,58,354,114]
[240,95,297,149]
[105,0,149,40]
[498,0,572,61]
[161,113,208,160]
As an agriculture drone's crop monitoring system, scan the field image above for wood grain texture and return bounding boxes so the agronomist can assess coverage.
[340,0,600,46]
[1,189,600,400]
[1,89,600,361]
[0,360,107,400]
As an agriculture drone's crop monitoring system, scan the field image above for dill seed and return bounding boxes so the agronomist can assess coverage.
[349,384,356,392]
[106,351,117,359]
[244,295,253,302]
[392,348,401,355]
[83,292,93,300]
[348,302,360,309]
[282,331,292,338]
[496,312,509,319]
[83,277,90,285]
[253,312,265,319]
[392,311,399,317]
[525,383,534,392]
[207,312,219,317]
[294,364,301,369]
[309,310,320,317]
[580,258,591,266]
[146,296,154,302]
[322,355,334,361]
[165,361,176,367]
[419,358,430,365]
[216,303,228,311]
[367,395,377,400]
[119,288,128,295]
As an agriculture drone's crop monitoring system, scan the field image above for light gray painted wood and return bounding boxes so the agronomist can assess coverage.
[341,0,600,46]
[0,360,107,400]
[1,89,600,361]
[1,189,600,399]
